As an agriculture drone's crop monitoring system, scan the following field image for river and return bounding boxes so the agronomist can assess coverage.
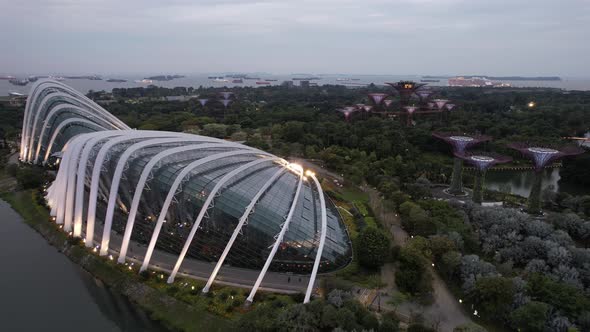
[0,200,167,332]
[485,168,587,198]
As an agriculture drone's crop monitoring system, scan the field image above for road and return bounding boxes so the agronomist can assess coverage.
[92,223,310,294]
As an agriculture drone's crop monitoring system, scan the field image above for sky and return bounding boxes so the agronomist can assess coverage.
[1,0,589,76]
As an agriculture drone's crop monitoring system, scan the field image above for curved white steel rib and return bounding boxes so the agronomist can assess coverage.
[202,167,286,293]
[22,80,128,162]
[27,92,126,161]
[166,157,279,283]
[54,133,96,227]
[303,173,328,304]
[43,118,108,164]
[246,169,304,303]
[84,131,186,251]
[97,136,238,253]
[33,103,125,164]
[73,131,135,237]
[139,151,269,271]
[117,144,261,261]
[65,133,123,233]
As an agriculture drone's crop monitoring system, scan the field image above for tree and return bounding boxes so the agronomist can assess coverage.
[467,276,514,320]
[15,166,45,189]
[395,248,432,295]
[357,226,390,269]
[510,301,550,332]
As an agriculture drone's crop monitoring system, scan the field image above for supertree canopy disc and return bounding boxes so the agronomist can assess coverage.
[508,143,585,171]
[508,143,585,213]
[198,99,208,107]
[362,105,373,112]
[404,106,419,114]
[416,90,432,100]
[220,91,234,100]
[445,103,456,111]
[383,99,394,107]
[355,104,365,110]
[368,93,388,106]
[427,102,435,109]
[221,99,232,108]
[433,132,492,154]
[455,152,512,171]
[432,99,449,110]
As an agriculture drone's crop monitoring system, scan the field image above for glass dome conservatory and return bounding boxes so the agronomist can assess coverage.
[22,80,352,303]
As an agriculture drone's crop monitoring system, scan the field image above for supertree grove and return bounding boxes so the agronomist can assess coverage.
[456,152,512,203]
[433,132,492,195]
[508,143,585,213]
[335,81,456,126]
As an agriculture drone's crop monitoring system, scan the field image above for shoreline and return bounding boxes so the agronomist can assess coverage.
[0,190,232,332]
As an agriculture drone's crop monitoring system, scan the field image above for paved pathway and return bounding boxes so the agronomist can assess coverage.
[361,186,472,331]
[92,223,310,294]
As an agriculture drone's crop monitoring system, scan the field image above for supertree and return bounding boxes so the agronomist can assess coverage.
[385,81,425,106]
[433,132,492,195]
[403,106,419,126]
[338,106,358,122]
[508,143,585,213]
[416,89,432,102]
[198,98,208,107]
[456,152,512,203]
[368,93,388,108]
[219,91,234,100]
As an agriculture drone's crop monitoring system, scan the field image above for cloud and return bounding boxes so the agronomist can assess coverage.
[1,0,589,75]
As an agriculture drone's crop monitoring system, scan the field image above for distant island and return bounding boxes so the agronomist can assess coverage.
[106,78,127,83]
[144,75,185,81]
[64,75,102,80]
[423,75,561,81]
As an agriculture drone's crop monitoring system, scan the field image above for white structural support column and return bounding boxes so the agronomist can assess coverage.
[21,80,128,163]
[166,157,278,283]
[116,144,255,262]
[73,131,126,237]
[139,151,269,271]
[97,136,229,253]
[246,168,304,303]
[303,172,328,304]
[202,167,286,293]
[80,131,175,248]
[33,104,125,164]
[58,134,99,228]
[27,92,125,161]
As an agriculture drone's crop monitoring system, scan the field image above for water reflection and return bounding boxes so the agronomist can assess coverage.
[485,168,587,198]
[0,200,166,332]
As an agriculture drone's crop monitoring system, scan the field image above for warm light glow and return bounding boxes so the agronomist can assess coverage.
[459,299,463,303]
[288,163,303,174]
[528,101,536,108]
[305,170,315,177]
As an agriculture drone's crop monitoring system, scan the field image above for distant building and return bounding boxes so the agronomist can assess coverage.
[299,80,310,88]
[281,81,294,88]
[448,77,511,88]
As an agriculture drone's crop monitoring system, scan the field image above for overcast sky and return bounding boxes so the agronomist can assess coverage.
[2,0,589,76]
